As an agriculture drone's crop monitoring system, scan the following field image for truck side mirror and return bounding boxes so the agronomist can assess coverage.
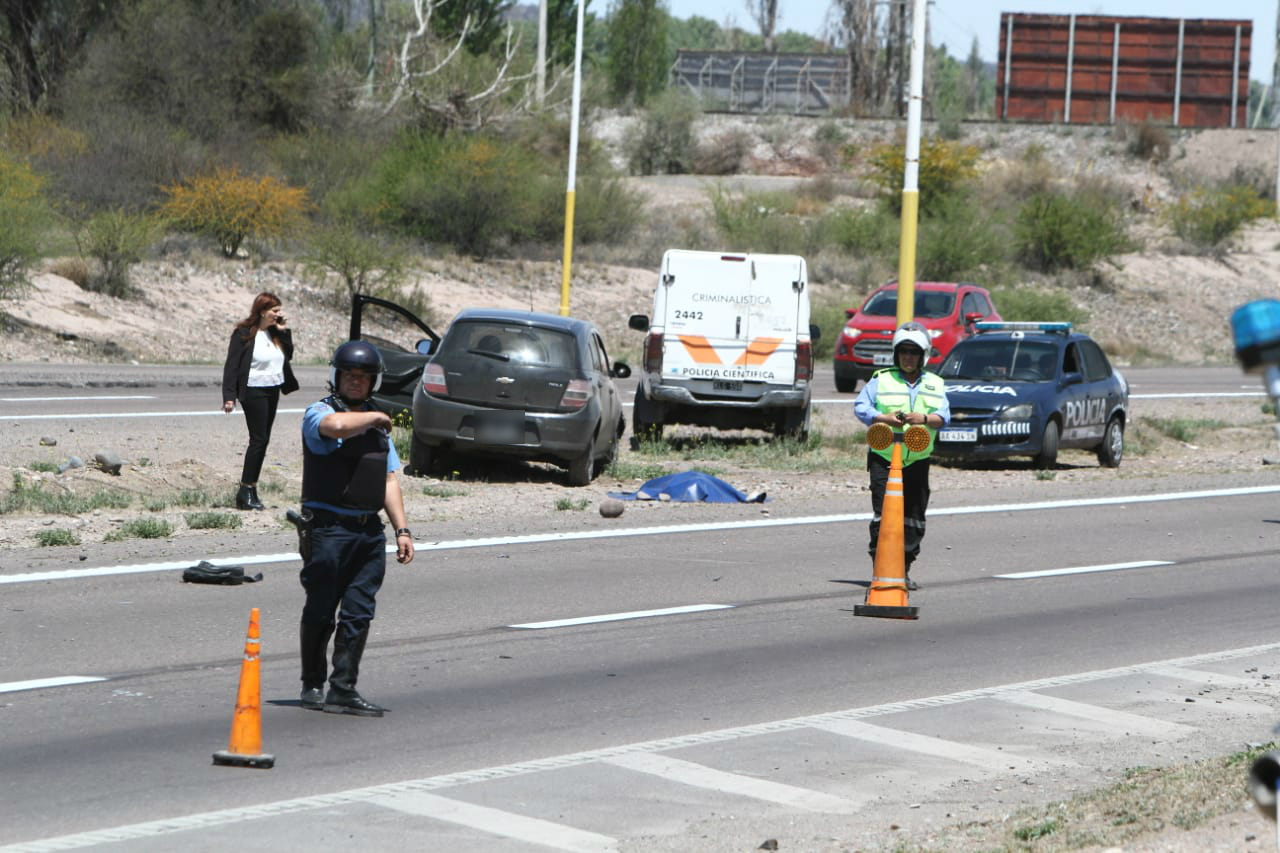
[628,314,650,332]
[809,324,821,342]
[611,361,632,379]
[415,339,435,356]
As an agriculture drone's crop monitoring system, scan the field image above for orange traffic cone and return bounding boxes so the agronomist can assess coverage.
[854,423,923,620]
[213,608,275,768]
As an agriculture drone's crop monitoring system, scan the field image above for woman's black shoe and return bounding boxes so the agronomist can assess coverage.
[235,484,265,510]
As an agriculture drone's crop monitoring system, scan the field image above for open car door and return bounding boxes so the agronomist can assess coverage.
[349,293,441,415]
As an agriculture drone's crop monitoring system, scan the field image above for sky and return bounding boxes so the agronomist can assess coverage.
[663,0,1278,83]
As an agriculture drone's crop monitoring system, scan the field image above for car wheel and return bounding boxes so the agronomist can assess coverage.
[773,406,810,443]
[1096,416,1124,468]
[595,431,619,478]
[834,372,857,393]
[1034,419,1059,469]
[567,432,596,487]
[409,435,433,477]
[632,386,663,443]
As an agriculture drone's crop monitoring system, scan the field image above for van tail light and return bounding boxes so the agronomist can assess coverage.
[643,332,664,374]
[796,340,813,382]
[422,363,448,396]
[560,379,591,410]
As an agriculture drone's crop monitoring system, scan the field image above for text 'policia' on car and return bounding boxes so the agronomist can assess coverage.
[932,321,1129,469]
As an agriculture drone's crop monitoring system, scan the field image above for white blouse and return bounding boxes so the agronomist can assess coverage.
[247,330,285,387]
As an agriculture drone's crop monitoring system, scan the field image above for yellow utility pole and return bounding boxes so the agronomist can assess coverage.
[559,0,586,316]
[896,0,928,328]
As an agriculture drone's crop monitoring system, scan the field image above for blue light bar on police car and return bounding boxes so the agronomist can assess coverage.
[974,321,1072,333]
[1231,299,1280,373]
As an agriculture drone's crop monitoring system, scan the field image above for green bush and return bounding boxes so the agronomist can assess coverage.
[989,284,1090,326]
[366,132,539,258]
[36,528,80,547]
[916,194,1010,280]
[303,223,408,301]
[1,474,131,514]
[74,209,159,297]
[707,186,814,255]
[1164,184,1274,251]
[1014,190,1130,271]
[184,511,241,530]
[819,206,899,257]
[623,89,700,175]
[105,518,172,541]
[0,152,54,296]
[528,174,646,246]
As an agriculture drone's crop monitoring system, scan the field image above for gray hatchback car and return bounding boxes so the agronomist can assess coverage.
[411,308,631,486]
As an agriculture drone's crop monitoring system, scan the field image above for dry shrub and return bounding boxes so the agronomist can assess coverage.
[46,257,91,288]
[1128,120,1171,162]
[693,128,752,175]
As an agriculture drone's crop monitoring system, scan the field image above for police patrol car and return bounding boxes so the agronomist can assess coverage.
[933,322,1128,468]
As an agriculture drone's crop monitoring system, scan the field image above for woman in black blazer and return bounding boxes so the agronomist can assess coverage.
[221,292,299,510]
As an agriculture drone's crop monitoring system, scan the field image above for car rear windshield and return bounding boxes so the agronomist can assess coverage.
[862,290,956,319]
[940,340,1058,381]
[440,321,578,368]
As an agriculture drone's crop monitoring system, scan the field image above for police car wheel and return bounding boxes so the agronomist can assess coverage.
[1096,417,1124,468]
[1034,420,1059,469]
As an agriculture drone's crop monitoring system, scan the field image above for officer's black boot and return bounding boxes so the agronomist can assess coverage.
[299,621,333,710]
[324,628,387,717]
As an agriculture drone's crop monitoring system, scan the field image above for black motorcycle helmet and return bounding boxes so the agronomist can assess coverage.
[328,340,383,400]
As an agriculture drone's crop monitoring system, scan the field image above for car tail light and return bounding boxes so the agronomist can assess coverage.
[422,363,447,396]
[643,332,664,374]
[560,379,591,409]
[796,340,813,382]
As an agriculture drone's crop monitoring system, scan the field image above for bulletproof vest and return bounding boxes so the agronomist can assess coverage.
[301,396,389,511]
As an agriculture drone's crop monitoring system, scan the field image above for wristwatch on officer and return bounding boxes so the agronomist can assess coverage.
[395,528,412,539]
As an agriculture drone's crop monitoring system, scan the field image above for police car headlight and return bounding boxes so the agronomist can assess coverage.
[997,403,1033,420]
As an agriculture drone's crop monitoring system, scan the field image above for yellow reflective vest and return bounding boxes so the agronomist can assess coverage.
[870,368,945,466]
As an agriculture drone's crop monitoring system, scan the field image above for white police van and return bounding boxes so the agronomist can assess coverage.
[628,249,818,441]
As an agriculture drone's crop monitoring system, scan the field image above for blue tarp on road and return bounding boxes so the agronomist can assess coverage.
[608,470,767,503]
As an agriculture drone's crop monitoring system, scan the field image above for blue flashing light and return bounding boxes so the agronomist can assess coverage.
[1231,299,1280,372]
[974,321,1072,334]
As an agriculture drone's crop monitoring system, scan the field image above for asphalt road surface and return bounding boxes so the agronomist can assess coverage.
[1,365,1278,852]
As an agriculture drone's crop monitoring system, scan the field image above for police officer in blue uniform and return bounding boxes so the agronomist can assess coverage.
[298,341,414,717]
[854,322,950,590]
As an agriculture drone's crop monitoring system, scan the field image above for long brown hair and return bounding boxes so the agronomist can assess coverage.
[235,292,282,342]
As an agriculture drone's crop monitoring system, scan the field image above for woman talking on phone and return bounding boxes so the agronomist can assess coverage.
[221,291,299,510]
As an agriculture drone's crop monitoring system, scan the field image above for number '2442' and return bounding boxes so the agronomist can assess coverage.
[674,310,703,320]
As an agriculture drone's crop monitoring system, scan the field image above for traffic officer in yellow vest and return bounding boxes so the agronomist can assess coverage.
[853,321,950,590]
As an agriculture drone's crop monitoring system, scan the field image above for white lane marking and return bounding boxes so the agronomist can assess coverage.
[808,718,1063,773]
[5,484,1280,586]
[2,408,307,421]
[996,691,1194,738]
[509,604,733,630]
[602,752,860,813]
[1148,665,1280,692]
[0,395,156,402]
[995,560,1174,579]
[0,676,106,693]
[370,791,616,853]
[0,553,299,585]
[1130,392,1265,399]
[5,642,1277,853]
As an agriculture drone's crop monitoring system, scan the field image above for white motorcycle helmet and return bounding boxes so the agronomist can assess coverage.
[891,321,931,368]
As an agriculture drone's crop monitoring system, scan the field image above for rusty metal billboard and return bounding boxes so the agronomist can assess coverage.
[996,13,1251,127]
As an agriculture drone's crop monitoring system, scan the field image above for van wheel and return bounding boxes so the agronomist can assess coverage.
[1034,420,1059,469]
[774,406,810,443]
[632,386,664,443]
[1096,417,1124,468]
[567,433,596,487]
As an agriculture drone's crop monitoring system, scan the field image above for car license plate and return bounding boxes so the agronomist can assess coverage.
[939,427,977,442]
[713,379,743,392]
[872,353,894,366]
[475,410,525,445]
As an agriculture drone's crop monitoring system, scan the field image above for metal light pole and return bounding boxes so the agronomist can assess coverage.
[559,0,586,317]
[895,0,928,328]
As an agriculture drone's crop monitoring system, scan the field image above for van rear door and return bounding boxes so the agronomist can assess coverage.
[744,253,805,388]
[660,251,753,387]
